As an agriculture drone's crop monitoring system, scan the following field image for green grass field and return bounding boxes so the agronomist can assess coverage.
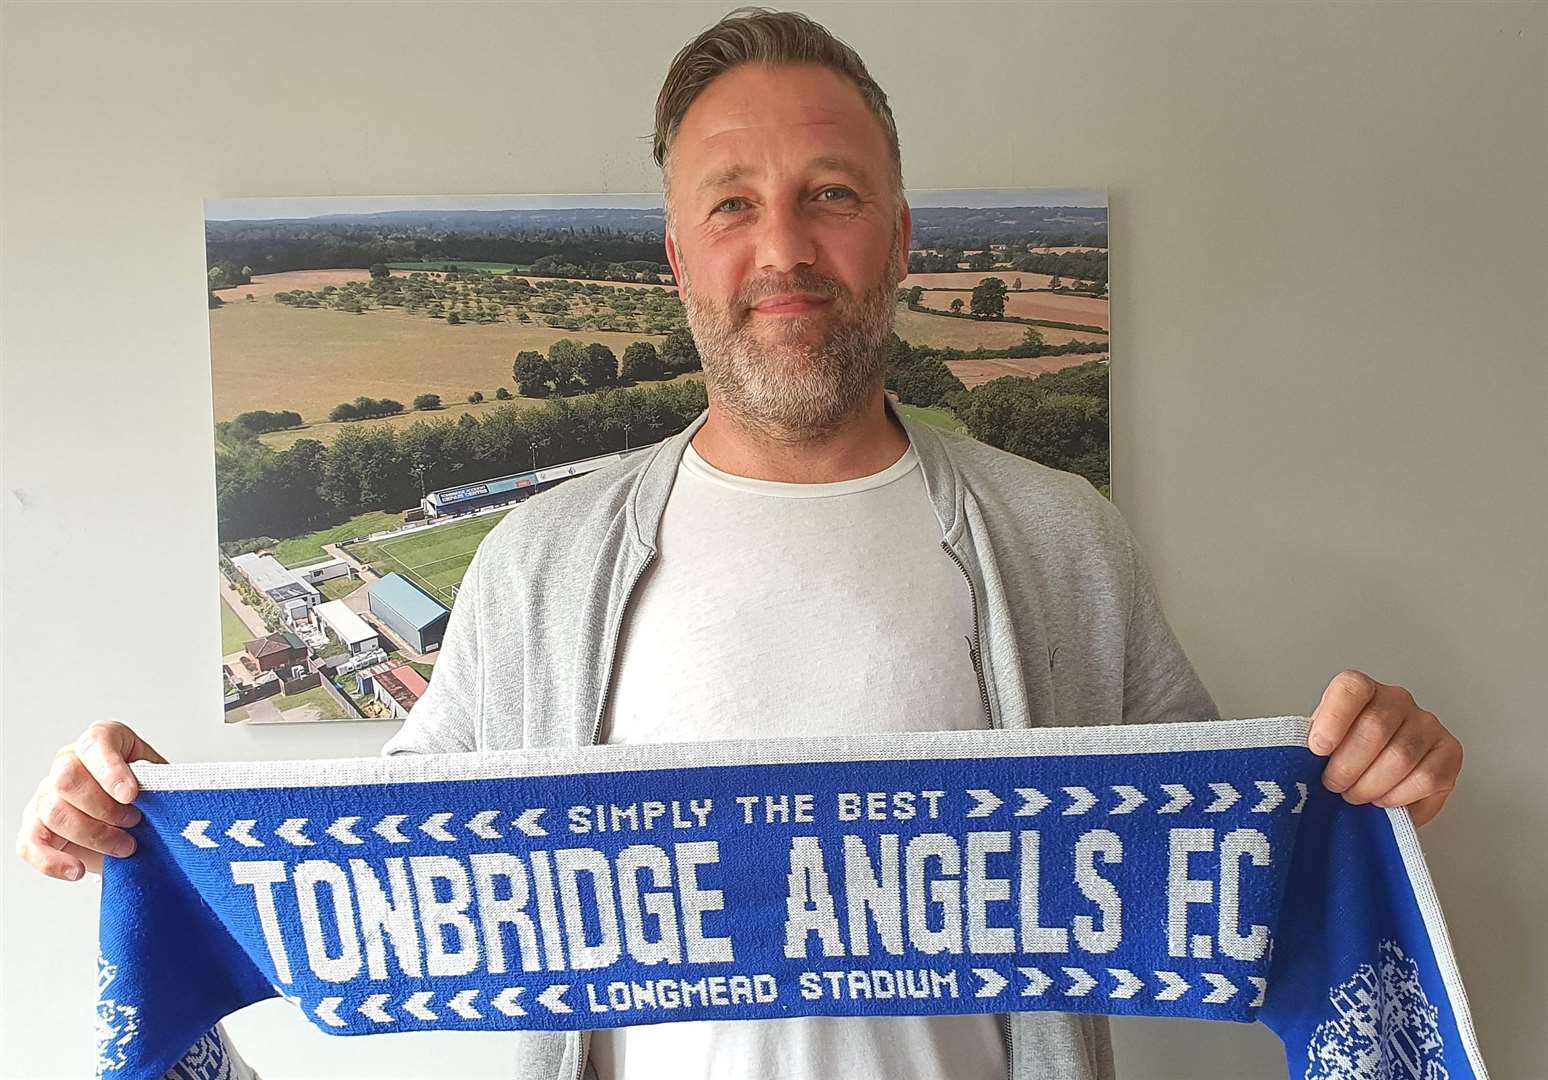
[896,402,966,433]
[225,684,353,725]
[315,575,361,602]
[271,510,406,566]
[347,511,510,605]
[219,597,253,654]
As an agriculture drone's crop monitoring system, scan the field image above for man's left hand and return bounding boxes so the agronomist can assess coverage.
[1307,669,1463,828]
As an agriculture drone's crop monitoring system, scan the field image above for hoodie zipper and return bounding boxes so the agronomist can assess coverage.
[574,549,657,1080]
[941,540,1014,1080]
[587,550,657,749]
[941,541,994,729]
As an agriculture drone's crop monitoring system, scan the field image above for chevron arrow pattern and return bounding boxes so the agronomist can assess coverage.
[418,812,456,842]
[403,991,437,1021]
[965,790,1003,817]
[492,987,527,1017]
[177,777,1307,851]
[537,985,572,1014]
[1018,967,1053,997]
[275,818,313,846]
[303,986,569,1028]
[1062,967,1097,996]
[1108,968,1143,999]
[1014,788,1050,816]
[360,993,393,1024]
[447,988,482,1020]
[225,820,262,848]
[1156,970,1190,1002]
[1202,973,1238,1004]
[972,968,1008,997]
[177,809,558,848]
[304,970,1264,1028]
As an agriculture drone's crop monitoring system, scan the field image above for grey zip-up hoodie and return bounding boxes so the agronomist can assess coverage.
[382,397,1220,1080]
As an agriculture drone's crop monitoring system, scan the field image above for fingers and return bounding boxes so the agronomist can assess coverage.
[1373,734,1462,811]
[15,720,165,884]
[33,784,137,860]
[15,804,106,880]
[1320,685,1411,794]
[47,747,142,830]
[1406,790,1452,829]
[73,721,167,805]
[1307,669,1379,756]
[1338,711,1440,805]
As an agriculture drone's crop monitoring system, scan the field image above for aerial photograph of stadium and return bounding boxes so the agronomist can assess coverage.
[206,188,1109,724]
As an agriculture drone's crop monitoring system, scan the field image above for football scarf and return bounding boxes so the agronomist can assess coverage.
[95,716,1488,1079]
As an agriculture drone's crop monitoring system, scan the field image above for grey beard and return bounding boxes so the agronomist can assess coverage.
[679,245,901,445]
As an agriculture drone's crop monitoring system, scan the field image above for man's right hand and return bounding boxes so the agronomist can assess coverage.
[14,721,166,880]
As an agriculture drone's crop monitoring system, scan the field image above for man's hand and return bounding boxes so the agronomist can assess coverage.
[1308,670,1462,827]
[14,721,166,880]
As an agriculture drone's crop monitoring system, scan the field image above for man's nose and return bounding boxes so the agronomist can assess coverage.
[755,199,818,274]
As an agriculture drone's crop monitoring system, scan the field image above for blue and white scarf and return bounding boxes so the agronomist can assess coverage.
[96,716,1488,1079]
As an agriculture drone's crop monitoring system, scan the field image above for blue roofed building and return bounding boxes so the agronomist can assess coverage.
[367,573,450,654]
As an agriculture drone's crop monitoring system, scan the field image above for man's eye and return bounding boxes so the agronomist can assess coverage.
[817,187,855,202]
[714,198,746,214]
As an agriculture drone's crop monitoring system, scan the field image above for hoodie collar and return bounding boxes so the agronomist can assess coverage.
[626,395,966,551]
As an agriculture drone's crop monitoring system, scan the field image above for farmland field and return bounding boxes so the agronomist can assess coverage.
[255,372,706,451]
[890,302,1036,350]
[916,290,1110,332]
[346,511,509,605]
[209,298,672,424]
[904,270,1070,291]
[946,355,1108,389]
[213,269,375,300]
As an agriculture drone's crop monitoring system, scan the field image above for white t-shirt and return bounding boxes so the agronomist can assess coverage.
[591,436,1006,1080]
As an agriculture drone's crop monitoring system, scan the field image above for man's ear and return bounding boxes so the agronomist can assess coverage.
[897,198,912,277]
[664,219,685,300]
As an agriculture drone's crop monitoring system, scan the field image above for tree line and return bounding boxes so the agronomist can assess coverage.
[216,380,711,544]
[513,332,701,397]
[207,231,672,280]
[885,332,1109,492]
[950,362,1110,493]
[907,245,1107,286]
[271,268,687,335]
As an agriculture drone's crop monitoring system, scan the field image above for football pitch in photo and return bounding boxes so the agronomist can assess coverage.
[348,510,508,605]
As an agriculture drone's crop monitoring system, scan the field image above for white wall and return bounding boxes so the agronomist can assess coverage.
[3,2,1543,1076]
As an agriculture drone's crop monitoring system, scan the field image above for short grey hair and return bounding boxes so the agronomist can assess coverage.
[652,6,905,235]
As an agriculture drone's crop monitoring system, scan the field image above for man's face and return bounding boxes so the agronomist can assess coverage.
[662,61,911,442]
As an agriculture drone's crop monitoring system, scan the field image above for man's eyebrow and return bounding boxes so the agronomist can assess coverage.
[695,155,874,195]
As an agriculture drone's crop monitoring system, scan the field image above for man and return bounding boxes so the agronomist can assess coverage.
[17,8,1463,1080]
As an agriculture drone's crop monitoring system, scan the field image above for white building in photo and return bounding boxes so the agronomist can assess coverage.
[312,599,380,656]
[230,552,320,624]
[290,556,352,587]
